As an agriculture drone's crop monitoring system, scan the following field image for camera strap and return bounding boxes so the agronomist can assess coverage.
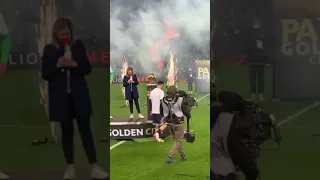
[163,96,179,124]
[168,101,173,122]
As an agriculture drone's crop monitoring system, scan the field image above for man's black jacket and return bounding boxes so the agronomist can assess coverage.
[245,28,268,65]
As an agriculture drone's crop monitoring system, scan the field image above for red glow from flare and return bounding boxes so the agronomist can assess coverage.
[150,26,179,71]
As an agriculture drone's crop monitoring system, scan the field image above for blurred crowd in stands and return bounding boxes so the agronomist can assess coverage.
[111,43,209,79]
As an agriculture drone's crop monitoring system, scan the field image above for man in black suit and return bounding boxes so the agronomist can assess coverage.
[246,20,267,101]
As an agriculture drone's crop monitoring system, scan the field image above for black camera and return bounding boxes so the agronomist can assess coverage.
[184,130,195,143]
[178,90,198,110]
[216,91,281,158]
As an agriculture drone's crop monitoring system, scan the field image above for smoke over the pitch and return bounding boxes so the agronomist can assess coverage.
[110,0,210,72]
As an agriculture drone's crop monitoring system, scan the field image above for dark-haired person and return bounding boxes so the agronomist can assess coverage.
[123,67,144,119]
[186,68,194,94]
[0,12,11,180]
[149,81,165,142]
[41,17,108,180]
[246,20,267,101]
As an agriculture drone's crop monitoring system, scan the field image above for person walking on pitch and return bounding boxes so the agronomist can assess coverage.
[162,86,190,163]
[149,81,165,142]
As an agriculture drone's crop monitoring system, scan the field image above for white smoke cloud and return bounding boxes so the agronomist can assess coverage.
[110,0,210,72]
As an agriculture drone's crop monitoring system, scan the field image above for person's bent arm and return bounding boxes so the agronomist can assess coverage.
[228,120,259,180]
[133,74,139,85]
[41,45,60,81]
[123,76,129,87]
[72,40,92,75]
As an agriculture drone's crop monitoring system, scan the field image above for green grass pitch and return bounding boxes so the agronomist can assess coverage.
[110,82,210,180]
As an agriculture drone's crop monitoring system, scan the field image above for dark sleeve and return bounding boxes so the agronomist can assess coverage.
[123,76,128,87]
[41,44,59,81]
[181,102,191,119]
[227,120,259,180]
[149,99,152,111]
[133,74,139,85]
[73,40,92,75]
[160,100,163,115]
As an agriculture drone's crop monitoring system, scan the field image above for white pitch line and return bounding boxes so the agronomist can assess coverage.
[196,94,210,102]
[110,93,210,151]
[110,140,126,150]
[110,94,210,103]
[0,96,313,128]
[277,102,320,127]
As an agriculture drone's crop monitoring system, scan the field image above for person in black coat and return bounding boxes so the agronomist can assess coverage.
[186,68,194,94]
[41,17,108,180]
[122,67,144,119]
[246,20,267,101]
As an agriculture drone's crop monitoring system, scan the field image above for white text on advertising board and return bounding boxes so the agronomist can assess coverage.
[197,67,210,82]
[281,18,320,64]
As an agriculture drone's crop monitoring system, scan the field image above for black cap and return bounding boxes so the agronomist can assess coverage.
[157,81,164,85]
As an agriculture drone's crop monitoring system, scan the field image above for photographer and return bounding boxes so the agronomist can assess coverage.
[162,86,190,163]
[211,91,259,180]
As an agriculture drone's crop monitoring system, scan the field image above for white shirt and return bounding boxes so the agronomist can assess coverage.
[149,88,164,114]
[110,66,113,73]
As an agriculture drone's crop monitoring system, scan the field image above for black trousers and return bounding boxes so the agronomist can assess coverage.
[129,91,141,114]
[187,82,193,91]
[249,65,265,94]
[60,95,97,164]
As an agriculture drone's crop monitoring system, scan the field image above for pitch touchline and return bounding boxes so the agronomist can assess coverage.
[0,99,315,129]
[110,93,210,151]
[277,102,320,127]
[110,94,210,103]
[0,95,211,130]
[196,93,210,101]
[110,140,126,150]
